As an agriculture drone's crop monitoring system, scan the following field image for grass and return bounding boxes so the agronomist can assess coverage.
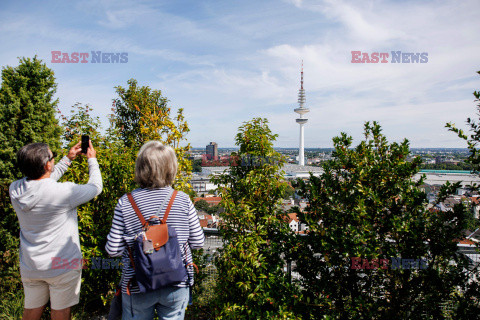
[0,291,23,320]
[0,291,109,320]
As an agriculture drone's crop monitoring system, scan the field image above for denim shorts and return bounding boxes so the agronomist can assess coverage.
[122,286,189,320]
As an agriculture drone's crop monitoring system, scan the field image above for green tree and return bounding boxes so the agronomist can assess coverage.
[58,104,136,314]
[59,96,196,315]
[212,118,300,319]
[194,199,223,216]
[0,72,198,317]
[113,79,192,194]
[60,103,102,146]
[284,183,295,199]
[291,122,480,319]
[207,204,223,215]
[0,56,62,182]
[194,199,210,212]
[446,70,480,232]
[192,158,202,172]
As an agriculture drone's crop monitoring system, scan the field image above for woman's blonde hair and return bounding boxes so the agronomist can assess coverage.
[135,141,178,188]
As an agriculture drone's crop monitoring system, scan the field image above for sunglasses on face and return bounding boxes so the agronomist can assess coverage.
[49,152,57,161]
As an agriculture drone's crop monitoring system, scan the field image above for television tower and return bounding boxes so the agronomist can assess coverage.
[294,61,309,166]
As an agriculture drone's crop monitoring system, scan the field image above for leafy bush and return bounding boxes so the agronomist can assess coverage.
[212,118,301,319]
[113,79,193,195]
[291,122,480,319]
[58,103,135,313]
[58,82,194,314]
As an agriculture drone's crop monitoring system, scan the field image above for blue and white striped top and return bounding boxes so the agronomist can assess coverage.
[105,186,205,294]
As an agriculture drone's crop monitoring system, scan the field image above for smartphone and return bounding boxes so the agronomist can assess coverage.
[81,135,89,154]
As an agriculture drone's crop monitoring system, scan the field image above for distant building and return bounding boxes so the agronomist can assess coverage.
[197,213,217,228]
[206,142,218,160]
[194,196,222,206]
[288,213,299,232]
[190,173,217,195]
[283,163,323,179]
[423,158,435,164]
[414,171,480,187]
[201,166,229,177]
[285,212,308,233]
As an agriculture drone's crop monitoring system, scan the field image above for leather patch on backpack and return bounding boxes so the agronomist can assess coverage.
[145,223,169,250]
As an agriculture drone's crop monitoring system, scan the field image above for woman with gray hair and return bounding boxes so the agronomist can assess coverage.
[105,141,204,320]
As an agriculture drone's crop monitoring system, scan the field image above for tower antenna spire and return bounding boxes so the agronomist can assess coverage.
[301,60,304,90]
[297,60,306,108]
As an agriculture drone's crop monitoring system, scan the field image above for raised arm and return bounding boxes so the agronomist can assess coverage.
[51,141,82,181]
[50,157,72,181]
[68,140,103,208]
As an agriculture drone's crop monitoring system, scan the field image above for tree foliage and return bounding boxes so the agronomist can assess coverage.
[194,199,223,215]
[58,103,136,313]
[192,158,202,172]
[0,56,62,182]
[113,79,192,194]
[58,83,195,312]
[212,118,300,319]
[291,122,480,319]
[420,162,473,171]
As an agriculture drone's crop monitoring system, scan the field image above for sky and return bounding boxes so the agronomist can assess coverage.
[0,0,479,148]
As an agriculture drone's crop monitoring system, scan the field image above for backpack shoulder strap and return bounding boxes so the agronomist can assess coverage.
[127,193,146,226]
[154,188,173,219]
[162,190,178,224]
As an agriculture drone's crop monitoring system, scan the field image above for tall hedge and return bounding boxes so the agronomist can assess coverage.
[0,56,62,182]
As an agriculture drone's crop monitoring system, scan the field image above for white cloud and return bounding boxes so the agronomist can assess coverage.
[284,0,304,8]
[1,0,479,148]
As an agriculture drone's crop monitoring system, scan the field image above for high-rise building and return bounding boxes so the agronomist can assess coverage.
[294,62,309,166]
[206,142,218,160]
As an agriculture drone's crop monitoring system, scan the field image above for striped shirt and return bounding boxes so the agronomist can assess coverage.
[105,186,204,294]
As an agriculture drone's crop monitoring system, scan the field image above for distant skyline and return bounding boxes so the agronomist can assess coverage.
[1,0,479,148]
[191,147,471,150]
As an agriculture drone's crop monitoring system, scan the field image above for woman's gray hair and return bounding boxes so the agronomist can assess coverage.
[135,141,178,188]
